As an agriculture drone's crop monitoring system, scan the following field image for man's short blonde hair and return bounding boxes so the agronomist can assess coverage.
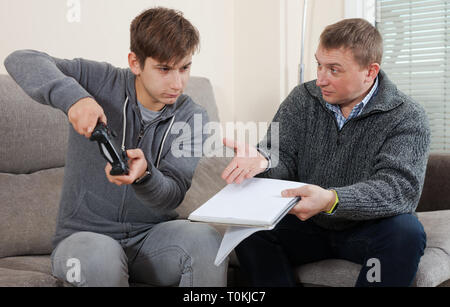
[320,18,383,67]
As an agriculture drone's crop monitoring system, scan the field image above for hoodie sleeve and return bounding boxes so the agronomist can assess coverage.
[4,49,116,114]
[132,108,209,211]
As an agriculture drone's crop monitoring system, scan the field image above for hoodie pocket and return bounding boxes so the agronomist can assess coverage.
[66,189,120,224]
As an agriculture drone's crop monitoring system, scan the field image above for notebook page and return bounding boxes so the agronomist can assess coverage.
[189,178,305,226]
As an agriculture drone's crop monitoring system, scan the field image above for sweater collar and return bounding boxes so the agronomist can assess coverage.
[305,69,403,115]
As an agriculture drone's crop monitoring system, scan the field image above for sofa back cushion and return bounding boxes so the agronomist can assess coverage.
[0,75,69,174]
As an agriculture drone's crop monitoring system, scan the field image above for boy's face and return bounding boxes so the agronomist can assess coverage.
[315,44,377,108]
[130,53,192,111]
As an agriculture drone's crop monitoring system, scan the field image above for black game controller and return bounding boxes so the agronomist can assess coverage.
[89,122,129,176]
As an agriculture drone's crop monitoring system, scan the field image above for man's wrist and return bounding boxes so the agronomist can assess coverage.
[256,148,271,172]
[324,190,339,214]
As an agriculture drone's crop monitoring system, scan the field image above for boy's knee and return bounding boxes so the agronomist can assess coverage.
[52,232,129,287]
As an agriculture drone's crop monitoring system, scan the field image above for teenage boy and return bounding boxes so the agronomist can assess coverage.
[222,18,430,287]
[5,7,227,287]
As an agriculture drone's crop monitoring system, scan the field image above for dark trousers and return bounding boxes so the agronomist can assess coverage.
[235,213,426,287]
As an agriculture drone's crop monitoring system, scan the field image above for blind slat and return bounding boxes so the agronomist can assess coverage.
[379,0,444,10]
[381,29,448,40]
[377,0,450,152]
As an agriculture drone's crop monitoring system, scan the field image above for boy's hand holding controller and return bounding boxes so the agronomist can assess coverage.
[68,97,149,185]
[105,149,148,186]
[68,97,107,138]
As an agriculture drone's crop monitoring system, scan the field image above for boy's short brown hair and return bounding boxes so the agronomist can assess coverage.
[320,18,383,67]
[130,7,200,68]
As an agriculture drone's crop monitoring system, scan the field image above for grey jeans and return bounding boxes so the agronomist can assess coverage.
[51,220,228,287]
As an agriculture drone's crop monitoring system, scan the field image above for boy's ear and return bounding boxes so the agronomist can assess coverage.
[128,52,142,75]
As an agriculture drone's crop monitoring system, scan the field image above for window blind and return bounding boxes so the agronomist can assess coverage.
[376,0,450,152]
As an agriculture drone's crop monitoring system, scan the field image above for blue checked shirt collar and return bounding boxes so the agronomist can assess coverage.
[326,77,379,130]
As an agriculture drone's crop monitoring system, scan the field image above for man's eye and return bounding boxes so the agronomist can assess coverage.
[159,67,170,72]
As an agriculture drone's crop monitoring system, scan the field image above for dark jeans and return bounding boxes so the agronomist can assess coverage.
[235,213,426,287]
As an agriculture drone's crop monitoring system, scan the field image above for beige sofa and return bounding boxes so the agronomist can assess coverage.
[0,74,449,287]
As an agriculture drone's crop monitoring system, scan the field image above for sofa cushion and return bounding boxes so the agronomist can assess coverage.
[0,168,63,258]
[0,75,69,174]
[177,156,232,219]
[0,256,62,287]
[295,210,450,287]
[0,255,52,275]
[184,77,220,123]
[0,267,62,287]
[414,210,450,287]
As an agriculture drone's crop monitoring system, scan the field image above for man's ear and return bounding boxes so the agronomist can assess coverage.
[128,52,142,76]
[366,63,380,83]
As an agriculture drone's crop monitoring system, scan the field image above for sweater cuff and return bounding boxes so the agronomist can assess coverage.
[256,147,271,173]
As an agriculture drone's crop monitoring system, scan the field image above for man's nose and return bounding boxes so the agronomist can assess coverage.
[316,70,328,87]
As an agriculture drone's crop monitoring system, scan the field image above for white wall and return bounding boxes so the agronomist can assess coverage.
[0,0,236,121]
[0,0,346,125]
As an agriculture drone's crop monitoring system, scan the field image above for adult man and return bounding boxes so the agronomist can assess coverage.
[222,18,430,287]
[5,7,227,287]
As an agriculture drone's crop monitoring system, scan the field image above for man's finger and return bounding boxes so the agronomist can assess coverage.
[221,160,238,180]
[225,167,244,184]
[282,186,306,198]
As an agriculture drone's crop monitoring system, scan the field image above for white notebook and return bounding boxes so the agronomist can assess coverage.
[188,178,305,266]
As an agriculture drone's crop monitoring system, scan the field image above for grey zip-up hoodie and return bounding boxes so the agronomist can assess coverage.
[4,50,209,248]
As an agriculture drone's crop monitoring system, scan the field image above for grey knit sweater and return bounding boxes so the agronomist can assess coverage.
[259,70,431,231]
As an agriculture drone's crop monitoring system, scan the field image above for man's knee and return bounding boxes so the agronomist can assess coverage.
[52,232,129,287]
[378,214,426,256]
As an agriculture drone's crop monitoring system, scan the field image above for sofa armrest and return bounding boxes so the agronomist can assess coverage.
[417,153,450,212]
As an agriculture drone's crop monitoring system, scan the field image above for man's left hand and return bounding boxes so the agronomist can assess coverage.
[282,185,336,221]
[105,149,148,186]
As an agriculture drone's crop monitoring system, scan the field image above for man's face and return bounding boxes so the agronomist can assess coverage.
[131,54,192,111]
[315,45,372,107]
